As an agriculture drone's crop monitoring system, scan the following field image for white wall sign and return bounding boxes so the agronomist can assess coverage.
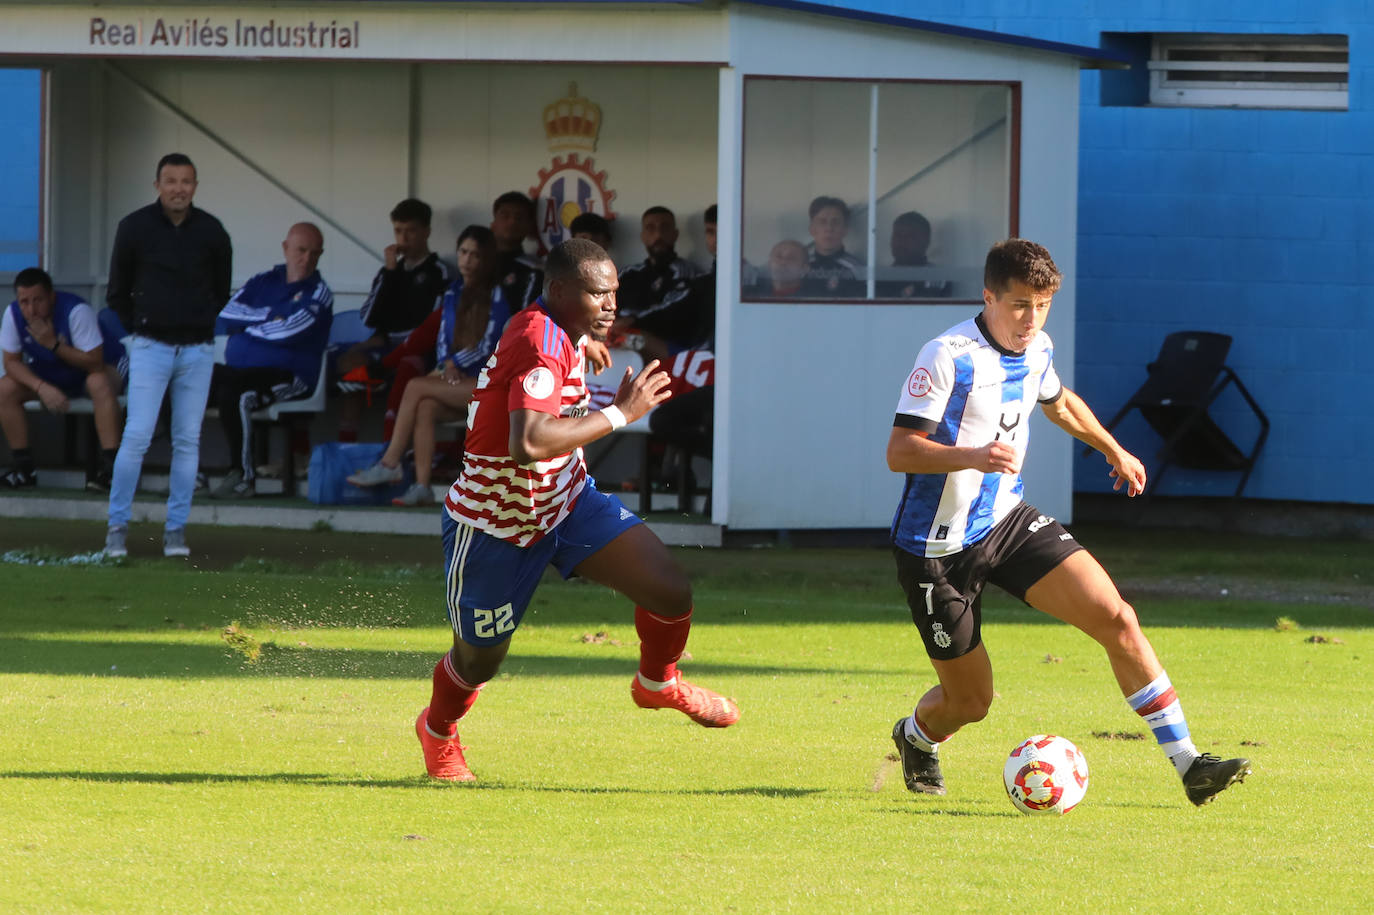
[0,4,727,63]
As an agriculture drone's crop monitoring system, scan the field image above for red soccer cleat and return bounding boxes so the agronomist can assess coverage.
[415,707,475,781]
[631,675,740,728]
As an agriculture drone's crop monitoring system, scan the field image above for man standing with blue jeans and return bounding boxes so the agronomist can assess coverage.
[105,153,232,558]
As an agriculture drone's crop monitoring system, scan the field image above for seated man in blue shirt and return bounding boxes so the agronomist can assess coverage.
[0,267,127,490]
[209,223,333,498]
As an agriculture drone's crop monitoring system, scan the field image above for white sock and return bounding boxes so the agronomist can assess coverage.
[637,672,677,692]
[1166,739,1201,777]
[903,715,940,754]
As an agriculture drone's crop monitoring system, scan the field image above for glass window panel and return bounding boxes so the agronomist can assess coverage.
[872,82,1011,301]
[741,79,870,300]
[741,78,1014,303]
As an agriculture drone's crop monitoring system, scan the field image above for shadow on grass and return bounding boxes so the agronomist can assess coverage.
[0,637,902,680]
[0,769,822,798]
[874,803,1021,819]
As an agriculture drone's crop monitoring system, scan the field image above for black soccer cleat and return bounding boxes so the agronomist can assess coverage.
[1183,753,1251,806]
[891,718,946,795]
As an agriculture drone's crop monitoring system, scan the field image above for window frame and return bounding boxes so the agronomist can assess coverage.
[738,75,1021,306]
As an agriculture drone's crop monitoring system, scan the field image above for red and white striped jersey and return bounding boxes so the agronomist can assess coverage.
[444,301,591,546]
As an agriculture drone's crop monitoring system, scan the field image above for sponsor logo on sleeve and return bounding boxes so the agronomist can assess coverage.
[908,367,933,397]
[522,366,556,399]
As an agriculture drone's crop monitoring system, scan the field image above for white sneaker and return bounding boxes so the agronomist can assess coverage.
[391,482,435,506]
[162,527,190,558]
[104,526,128,558]
[347,461,403,487]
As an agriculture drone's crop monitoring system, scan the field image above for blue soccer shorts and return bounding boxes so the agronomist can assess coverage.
[441,486,642,646]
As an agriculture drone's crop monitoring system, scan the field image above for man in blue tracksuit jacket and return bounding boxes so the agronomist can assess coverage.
[209,222,332,498]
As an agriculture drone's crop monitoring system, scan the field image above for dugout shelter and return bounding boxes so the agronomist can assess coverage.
[0,0,1125,533]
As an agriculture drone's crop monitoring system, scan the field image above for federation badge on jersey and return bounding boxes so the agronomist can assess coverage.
[523,366,556,399]
[908,367,933,397]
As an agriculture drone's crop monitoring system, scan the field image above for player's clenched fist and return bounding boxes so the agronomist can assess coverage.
[973,440,1022,474]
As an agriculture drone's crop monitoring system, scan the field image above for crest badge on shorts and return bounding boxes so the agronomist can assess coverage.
[529,83,618,255]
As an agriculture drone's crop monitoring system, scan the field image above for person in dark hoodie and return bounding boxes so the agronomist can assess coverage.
[104,152,232,559]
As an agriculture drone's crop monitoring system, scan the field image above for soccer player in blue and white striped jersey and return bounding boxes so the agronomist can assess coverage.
[886,238,1250,807]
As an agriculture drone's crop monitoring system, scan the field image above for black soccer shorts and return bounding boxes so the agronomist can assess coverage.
[893,502,1083,661]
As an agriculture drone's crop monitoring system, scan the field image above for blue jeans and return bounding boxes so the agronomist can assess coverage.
[107,336,215,530]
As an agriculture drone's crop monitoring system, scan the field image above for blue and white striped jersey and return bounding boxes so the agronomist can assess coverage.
[891,314,1063,558]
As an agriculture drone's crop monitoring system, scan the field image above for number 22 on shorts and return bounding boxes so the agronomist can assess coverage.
[473,603,516,639]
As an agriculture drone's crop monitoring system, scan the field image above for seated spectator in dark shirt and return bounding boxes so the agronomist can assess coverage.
[746,239,829,299]
[804,195,865,297]
[877,210,954,298]
[0,267,127,490]
[210,223,333,498]
[335,198,451,441]
[356,198,451,341]
[491,191,543,310]
[612,206,704,360]
[570,211,613,250]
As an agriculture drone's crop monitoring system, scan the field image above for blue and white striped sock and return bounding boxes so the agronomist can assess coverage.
[1126,671,1200,776]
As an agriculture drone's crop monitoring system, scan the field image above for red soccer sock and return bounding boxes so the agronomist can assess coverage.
[635,605,692,683]
[426,650,483,735]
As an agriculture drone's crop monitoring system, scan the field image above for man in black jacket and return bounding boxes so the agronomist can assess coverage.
[104,152,232,559]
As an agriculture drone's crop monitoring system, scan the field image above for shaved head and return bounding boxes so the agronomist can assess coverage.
[282,222,325,282]
[286,222,323,248]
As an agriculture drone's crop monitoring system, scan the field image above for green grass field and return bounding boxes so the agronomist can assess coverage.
[1,520,1371,913]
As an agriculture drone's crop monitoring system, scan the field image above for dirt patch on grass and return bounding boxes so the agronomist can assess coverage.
[1117,575,1374,609]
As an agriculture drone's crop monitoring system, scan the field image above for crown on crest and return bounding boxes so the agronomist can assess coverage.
[544,82,601,153]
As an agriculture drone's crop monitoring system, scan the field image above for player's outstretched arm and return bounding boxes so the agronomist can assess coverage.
[886,427,1021,475]
[1040,387,1147,496]
[510,361,672,463]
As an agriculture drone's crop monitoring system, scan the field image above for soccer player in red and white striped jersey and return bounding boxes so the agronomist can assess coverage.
[416,239,739,783]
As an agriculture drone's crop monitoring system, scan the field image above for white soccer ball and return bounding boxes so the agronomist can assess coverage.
[1003,735,1089,815]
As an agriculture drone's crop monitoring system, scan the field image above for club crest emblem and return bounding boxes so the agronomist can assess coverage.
[529,83,617,255]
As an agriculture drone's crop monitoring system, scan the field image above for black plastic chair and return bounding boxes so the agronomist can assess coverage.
[1089,331,1269,498]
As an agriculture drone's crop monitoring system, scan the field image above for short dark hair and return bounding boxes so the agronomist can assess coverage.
[983,238,1062,295]
[492,191,536,219]
[809,196,848,223]
[13,266,53,292]
[569,212,612,240]
[544,238,610,295]
[893,211,931,234]
[390,198,432,227]
[704,204,718,225]
[156,152,196,181]
[457,224,497,250]
[642,205,674,222]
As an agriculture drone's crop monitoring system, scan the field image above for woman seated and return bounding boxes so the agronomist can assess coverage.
[347,225,511,505]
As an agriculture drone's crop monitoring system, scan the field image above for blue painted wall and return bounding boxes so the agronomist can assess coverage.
[1,3,1369,503]
[811,0,1372,505]
[0,69,40,273]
